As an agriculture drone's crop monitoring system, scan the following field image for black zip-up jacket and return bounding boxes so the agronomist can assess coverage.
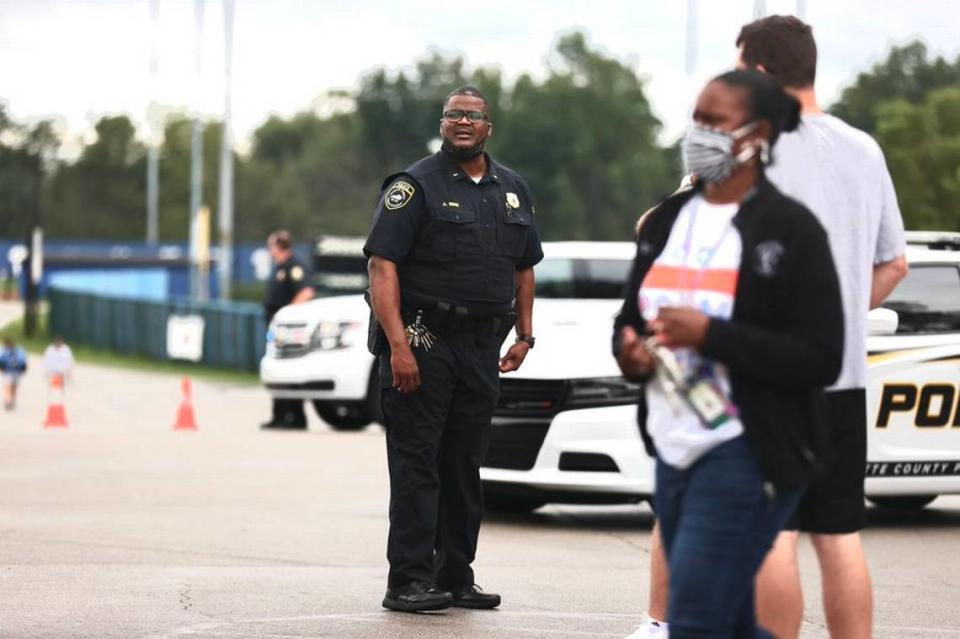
[613,177,844,489]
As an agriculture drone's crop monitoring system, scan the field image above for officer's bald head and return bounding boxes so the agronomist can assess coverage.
[443,86,489,114]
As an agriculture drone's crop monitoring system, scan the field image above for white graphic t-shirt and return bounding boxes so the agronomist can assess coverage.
[639,194,745,469]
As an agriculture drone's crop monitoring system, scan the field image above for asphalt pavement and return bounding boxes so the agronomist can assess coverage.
[0,314,958,637]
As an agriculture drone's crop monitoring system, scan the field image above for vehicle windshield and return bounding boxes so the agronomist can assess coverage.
[535,257,632,299]
[881,264,960,334]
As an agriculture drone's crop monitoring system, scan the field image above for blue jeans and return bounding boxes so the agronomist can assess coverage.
[656,437,803,639]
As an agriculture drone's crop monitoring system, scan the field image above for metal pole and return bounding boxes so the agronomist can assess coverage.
[685,0,698,76]
[753,0,767,19]
[24,156,43,337]
[189,0,205,299]
[217,0,235,300]
[796,0,806,19]
[146,0,160,246]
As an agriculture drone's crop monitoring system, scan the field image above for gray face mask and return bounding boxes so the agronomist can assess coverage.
[682,122,760,183]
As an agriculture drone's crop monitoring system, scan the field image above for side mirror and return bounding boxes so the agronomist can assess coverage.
[867,307,899,336]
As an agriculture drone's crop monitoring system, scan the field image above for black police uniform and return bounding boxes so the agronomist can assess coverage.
[364,150,544,592]
[264,254,310,428]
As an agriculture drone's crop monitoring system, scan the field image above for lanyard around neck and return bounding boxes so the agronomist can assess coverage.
[678,199,735,303]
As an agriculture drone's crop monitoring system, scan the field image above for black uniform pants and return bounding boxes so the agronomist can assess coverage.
[379,329,501,589]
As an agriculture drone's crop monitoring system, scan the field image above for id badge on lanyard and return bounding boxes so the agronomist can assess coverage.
[661,201,739,429]
[647,338,738,429]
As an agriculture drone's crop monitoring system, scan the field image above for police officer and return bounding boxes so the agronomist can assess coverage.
[364,86,543,613]
[262,230,315,429]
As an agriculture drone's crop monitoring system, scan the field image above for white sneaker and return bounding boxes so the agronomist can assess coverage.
[624,618,668,638]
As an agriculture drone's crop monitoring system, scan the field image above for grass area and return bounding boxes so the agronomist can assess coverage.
[1,312,259,385]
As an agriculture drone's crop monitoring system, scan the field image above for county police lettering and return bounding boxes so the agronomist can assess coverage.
[364,86,543,614]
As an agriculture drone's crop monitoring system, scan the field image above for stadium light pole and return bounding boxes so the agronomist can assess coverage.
[190,0,206,299]
[146,0,160,246]
[217,0,235,300]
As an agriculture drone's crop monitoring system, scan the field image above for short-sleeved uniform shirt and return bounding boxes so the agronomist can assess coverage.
[766,113,906,390]
[264,255,310,322]
[363,151,544,312]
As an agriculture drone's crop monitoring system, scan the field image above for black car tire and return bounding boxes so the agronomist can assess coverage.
[312,401,369,431]
[483,491,546,514]
[868,495,937,510]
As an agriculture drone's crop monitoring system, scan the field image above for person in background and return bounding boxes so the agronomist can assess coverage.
[1,336,28,410]
[615,69,844,638]
[738,16,907,639]
[262,230,315,429]
[43,336,75,383]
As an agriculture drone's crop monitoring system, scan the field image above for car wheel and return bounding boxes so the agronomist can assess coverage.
[868,495,937,510]
[312,401,370,431]
[483,491,546,514]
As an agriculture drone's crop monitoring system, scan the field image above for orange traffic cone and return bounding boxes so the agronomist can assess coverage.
[173,377,198,431]
[44,374,69,429]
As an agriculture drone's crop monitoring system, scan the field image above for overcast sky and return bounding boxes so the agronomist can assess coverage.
[1,0,958,156]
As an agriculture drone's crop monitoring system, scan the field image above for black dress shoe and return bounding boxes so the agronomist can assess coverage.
[382,581,453,612]
[451,584,501,609]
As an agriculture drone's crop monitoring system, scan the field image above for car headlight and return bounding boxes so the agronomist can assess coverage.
[566,377,641,409]
[311,320,362,351]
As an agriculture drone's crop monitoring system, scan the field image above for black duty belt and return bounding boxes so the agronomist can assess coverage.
[402,305,505,336]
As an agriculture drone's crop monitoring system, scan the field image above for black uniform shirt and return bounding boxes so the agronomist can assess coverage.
[363,151,544,313]
[264,255,309,322]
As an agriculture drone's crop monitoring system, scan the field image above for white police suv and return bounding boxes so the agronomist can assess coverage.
[480,233,960,512]
[260,235,960,513]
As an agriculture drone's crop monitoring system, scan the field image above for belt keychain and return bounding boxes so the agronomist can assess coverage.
[405,310,436,351]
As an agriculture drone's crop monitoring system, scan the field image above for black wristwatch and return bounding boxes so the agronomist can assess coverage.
[515,334,536,349]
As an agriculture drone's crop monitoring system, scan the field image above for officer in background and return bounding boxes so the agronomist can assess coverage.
[262,230,315,429]
[365,86,543,613]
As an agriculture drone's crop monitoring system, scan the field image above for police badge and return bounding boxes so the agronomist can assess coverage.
[505,192,520,209]
[384,181,415,211]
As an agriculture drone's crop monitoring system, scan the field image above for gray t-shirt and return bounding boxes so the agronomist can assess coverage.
[766,113,906,390]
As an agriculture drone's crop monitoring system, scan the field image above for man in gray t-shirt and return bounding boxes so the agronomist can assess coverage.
[768,114,906,391]
[742,16,907,639]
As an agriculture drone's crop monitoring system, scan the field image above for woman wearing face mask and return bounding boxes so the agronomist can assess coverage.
[613,69,844,638]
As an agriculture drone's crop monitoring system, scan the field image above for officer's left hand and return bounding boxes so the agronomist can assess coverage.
[499,342,530,373]
[652,306,710,350]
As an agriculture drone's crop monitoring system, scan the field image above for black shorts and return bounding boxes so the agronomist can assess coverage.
[786,388,867,534]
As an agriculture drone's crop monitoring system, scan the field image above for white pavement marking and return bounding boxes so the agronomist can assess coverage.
[155,611,644,638]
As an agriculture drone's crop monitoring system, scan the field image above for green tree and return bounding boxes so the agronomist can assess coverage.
[46,116,144,238]
[0,106,58,240]
[497,32,677,240]
[874,87,960,230]
[831,42,960,133]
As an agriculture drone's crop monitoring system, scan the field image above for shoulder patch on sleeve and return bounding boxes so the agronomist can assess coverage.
[290,265,304,282]
[384,180,416,211]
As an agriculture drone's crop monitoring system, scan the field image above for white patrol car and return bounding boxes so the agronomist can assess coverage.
[481,234,960,512]
[260,236,960,512]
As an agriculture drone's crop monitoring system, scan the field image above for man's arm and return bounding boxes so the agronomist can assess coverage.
[292,287,315,305]
[514,267,534,337]
[500,267,534,373]
[870,255,908,309]
[368,256,419,393]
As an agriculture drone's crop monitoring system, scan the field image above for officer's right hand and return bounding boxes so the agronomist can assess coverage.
[616,326,655,379]
[391,344,421,393]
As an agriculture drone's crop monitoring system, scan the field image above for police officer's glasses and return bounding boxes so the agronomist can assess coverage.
[442,109,488,123]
